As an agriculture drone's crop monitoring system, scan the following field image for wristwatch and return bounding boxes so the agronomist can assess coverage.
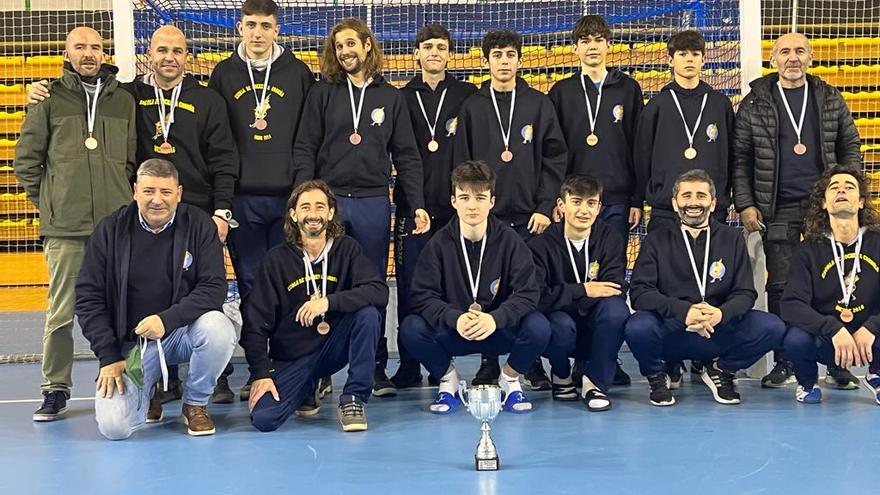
[213,209,239,228]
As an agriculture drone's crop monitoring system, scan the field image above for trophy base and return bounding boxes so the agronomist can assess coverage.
[475,456,500,471]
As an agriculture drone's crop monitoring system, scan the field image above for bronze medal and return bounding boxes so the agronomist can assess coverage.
[840,308,854,323]
[317,321,331,335]
[349,132,362,145]
[158,141,173,154]
[500,150,513,163]
[469,302,482,312]
[793,143,807,155]
[253,118,267,130]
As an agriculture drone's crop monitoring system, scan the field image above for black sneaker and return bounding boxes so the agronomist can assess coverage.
[318,376,333,399]
[612,358,631,386]
[647,372,675,406]
[472,357,501,386]
[372,366,397,397]
[761,360,795,388]
[700,362,741,404]
[667,362,684,390]
[239,376,254,402]
[337,394,367,432]
[390,361,423,389]
[690,361,706,382]
[155,378,183,404]
[523,359,551,391]
[33,391,69,422]
[211,374,235,404]
[825,364,859,390]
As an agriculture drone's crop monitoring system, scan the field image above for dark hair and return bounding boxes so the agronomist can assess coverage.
[803,165,880,240]
[321,18,384,83]
[560,174,603,201]
[667,30,705,57]
[571,15,611,43]
[136,158,178,184]
[241,0,278,19]
[283,180,345,247]
[451,160,496,196]
[481,29,521,59]
[672,169,716,199]
[415,24,452,48]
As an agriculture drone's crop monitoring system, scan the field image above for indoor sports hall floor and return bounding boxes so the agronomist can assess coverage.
[0,355,877,494]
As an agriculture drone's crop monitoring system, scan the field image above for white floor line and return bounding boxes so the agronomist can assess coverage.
[0,397,95,404]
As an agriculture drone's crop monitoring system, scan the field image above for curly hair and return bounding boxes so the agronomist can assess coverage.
[283,180,345,247]
[803,165,880,240]
[320,18,384,83]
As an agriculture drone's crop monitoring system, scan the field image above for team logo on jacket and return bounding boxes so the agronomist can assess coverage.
[709,259,726,283]
[706,123,718,142]
[489,278,500,298]
[521,124,533,144]
[445,117,458,137]
[588,261,600,280]
[183,251,193,271]
[612,104,624,122]
[370,107,385,126]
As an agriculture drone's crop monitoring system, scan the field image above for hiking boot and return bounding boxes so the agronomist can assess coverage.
[32,391,68,422]
[337,394,367,432]
[181,403,216,436]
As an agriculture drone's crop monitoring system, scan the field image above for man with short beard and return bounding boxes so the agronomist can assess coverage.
[781,166,880,405]
[240,180,388,432]
[293,18,430,398]
[625,169,785,406]
[733,32,862,388]
[15,26,137,421]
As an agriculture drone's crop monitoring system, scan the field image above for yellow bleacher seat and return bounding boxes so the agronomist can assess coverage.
[0,84,25,107]
[857,118,880,140]
[0,111,24,136]
[0,192,36,215]
[0,138,16,161]
[24,55,64,79]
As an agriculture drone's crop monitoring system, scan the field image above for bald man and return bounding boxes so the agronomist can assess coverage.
[29,25,239,406]
[733,32,862,388]
[15,26,137,421]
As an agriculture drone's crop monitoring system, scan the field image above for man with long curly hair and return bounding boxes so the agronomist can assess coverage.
[780,166,880,405]
[239,180,389,432]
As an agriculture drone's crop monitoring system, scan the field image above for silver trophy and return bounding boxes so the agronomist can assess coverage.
[460,381,503,471]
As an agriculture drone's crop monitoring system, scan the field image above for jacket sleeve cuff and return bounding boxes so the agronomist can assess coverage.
[443,309,464,330]
[821,318,845,338]
[98,351,125,368]
[672,300,693,323]
[863,316,880,336]
[570,283,587,299]
[536,201,556,219]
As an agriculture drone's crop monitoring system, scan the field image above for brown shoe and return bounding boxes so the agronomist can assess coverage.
[146,393,164,423]
[181,403,216,436]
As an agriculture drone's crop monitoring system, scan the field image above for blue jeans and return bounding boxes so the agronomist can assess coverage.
[94,311,236,440]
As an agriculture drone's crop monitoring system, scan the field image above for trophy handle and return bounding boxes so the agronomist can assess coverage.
[458,380,469,408]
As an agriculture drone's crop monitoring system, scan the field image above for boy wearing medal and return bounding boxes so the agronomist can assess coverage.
[625,169,785,406]
[293,18,430,397]
[633,30,734,233]
[733,32,862,388]
[527,175,630,411]
[393,24,477,388]
[780,166,880,405]
[400,161,548,415]
[240,180,389,432]
[15,26,137,421]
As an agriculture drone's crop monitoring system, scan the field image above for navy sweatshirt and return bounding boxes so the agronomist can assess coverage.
[128,76,239,211]
[634,80,734,212]
[781,230,880,338]
[453,78,568,225]
[208,48,315,196]
[292,75,425,214]
[239,236,389,379]
[410,215,539,330]
[527,221,627,314]
[630,218,756,324]
[548,68,644,207]
[398,74,477,222]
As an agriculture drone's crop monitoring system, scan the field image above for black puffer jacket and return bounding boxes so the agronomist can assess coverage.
[732,73,861,220]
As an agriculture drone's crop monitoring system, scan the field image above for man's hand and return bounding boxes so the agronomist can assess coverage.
[97,360,127,398]
[740,206,763,233]
[694,302,723,328]
[832,328,859,368]
[27,79,50,103]
[552,205,563,223]
[295,297,329,327]
[461,310,497,341]
[528,212,551,234]
[213,216,229,243]
[628,207,642,230]
[413,208,432,234]
[456,312,477,339]
[584,281,622,298]
[248,378,280,413]
[685,305,712,338]
[853,327,875,368]
[134,314,166,340]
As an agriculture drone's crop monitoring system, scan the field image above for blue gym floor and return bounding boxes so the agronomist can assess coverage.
[0,355,877,495]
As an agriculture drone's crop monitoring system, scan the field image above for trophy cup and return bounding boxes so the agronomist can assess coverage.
[459,380,503,471]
